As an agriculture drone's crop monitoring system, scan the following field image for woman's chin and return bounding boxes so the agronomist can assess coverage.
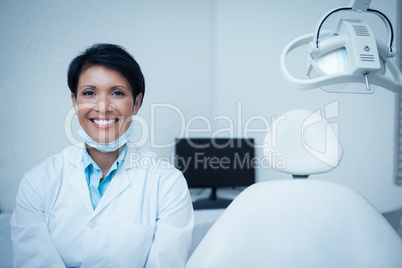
[88,130,124,144]
[89,136,118,144]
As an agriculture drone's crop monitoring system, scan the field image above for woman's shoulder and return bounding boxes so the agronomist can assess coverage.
[24,145,82,179]
[125,146,184,180]
[125,147,190,202]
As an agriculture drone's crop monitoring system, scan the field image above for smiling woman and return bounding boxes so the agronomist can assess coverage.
[73,65,139,148]
[10,44,194,268]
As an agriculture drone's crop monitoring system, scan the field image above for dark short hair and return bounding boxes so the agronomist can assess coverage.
[67,43,145,105]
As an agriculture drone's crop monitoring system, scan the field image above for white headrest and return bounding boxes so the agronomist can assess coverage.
[263,109,343,175]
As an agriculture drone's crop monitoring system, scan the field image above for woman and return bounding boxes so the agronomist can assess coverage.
[11,44,194,267]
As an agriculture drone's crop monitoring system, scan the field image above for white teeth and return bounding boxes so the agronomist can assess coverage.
[93,119,116,125]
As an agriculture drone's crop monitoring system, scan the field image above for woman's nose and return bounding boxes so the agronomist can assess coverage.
[95,97,115,113]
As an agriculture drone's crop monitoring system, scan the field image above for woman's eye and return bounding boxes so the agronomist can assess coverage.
[82,91,95,96]
[113,90,125,96]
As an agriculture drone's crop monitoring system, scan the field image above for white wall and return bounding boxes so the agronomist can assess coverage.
[0,0,401,214]
[211,0,402,214]
[0,0,212,212]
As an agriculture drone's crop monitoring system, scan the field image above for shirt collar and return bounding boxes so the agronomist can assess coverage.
[82,144,129,171]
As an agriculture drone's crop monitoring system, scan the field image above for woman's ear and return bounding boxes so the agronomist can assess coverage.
[133,93,143,115]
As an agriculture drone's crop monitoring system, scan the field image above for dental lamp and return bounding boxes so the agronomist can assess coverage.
[280,0,402,94]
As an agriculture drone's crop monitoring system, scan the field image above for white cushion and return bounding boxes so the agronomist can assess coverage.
[186,180,402,268]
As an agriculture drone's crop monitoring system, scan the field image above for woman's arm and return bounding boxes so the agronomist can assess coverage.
[145,172,194,268]
[11,175,66,267]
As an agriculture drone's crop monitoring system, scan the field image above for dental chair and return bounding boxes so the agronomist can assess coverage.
[186,110,402,268]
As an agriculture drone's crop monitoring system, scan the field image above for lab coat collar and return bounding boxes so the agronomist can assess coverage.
[68,161,95,216]
[94,145,149,214]
[122,144,139,169]
[124,144,156,169]
[68,145,85,167]
[94,165,130,213]
[67,145,138,216]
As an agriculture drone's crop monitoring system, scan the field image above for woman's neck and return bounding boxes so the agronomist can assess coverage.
[86,145,125,178]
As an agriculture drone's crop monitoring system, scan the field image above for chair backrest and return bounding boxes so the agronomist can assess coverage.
[263,109,343,175]
[186,180,402,268]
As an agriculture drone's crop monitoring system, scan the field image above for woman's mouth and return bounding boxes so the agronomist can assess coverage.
[90,118,118,128]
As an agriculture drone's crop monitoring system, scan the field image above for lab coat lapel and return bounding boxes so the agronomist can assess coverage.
[68,162,94,216]
[94,162,131,213]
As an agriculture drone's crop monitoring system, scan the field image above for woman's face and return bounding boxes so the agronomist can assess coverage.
[71,64,142,144]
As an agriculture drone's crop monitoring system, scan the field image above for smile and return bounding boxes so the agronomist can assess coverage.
[90,118,118,128]
[93,119,117,125]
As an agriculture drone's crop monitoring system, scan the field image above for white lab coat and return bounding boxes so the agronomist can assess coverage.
[11,145,194,268]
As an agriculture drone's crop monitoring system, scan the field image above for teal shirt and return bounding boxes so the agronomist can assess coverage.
[82,145,128,210]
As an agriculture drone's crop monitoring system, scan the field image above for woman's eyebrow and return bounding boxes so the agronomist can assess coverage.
[79,84,96,90]
[111,85,129,89]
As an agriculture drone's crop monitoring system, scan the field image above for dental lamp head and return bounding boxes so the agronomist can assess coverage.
[280,0,402,94]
